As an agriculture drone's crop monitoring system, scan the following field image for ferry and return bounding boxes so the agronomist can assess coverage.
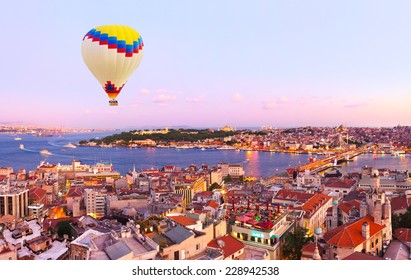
[392,151,406,157]
[40,150,52,156]
[64,143,77,148]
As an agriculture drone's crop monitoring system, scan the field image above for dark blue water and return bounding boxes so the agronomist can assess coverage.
[0,133,410,177]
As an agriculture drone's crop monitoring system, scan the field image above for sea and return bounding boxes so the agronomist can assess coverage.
[1,132,410,178]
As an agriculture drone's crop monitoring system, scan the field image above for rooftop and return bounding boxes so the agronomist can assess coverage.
[323,215,385,248]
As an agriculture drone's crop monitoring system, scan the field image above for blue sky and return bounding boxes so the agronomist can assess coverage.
[1,1,411,129]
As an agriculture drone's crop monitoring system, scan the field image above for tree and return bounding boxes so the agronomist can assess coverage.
[282,226,314,260]
[223,174,232,183]
[392,206,411,231]
[209,182,221,191]
[56,220,72,239]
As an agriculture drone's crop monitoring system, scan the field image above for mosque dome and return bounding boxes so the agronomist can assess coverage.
[314,227,323,235]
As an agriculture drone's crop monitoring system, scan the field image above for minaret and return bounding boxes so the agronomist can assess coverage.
[313,245,321,260]
[313,227,323,260]
[370,168,380,193]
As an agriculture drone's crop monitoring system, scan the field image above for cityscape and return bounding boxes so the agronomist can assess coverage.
[0,124,410,261]
[1,1,410,278]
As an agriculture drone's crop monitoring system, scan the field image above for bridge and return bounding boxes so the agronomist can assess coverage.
[299,149,364,174]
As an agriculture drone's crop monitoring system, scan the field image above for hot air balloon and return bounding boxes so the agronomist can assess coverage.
[82,24,144,106]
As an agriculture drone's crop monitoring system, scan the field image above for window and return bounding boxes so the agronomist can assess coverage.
[196,244,200,251]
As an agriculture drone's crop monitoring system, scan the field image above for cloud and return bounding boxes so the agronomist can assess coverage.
[153,94,177,104]
[156,89,168,95]
[132,100,140,108]
[186,95,206,104]
[231,93,244,103]
[104,109,118,115]
[277,96,289,104]
[262,100,276,110]
[140,89,151,95]
[344,102,367,108]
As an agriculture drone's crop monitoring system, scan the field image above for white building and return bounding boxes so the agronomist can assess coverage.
[296,170,322,189]
[84,188,107,218]
[220,163,244,179]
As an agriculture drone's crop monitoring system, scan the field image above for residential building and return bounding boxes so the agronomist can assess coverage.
[84,188,107,218]
[69,226,159,260]
[324,177,357,197]
[0,240,17,260]
[321,215,385,260]
[220,163,244,179]
[296,170,322,189]
[0,181,29,219]
[154,220,226,260]
[230,210,294,260]
[207,234,245,260]
[210,168,223,185]
[300,193,333,236]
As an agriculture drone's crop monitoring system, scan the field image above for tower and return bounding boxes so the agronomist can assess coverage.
[360,199,368,217]
[373,200,382,225]
[365,168,392,244]
[331,200,338,229]
[382,198,392,242]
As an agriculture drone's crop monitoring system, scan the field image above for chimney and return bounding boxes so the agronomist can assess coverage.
[362,222,370,239]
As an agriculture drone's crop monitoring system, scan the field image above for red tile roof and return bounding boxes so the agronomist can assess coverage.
[325,178,356,189]
[338,200,361,215]
[274,190,314,203]
[301,242,324,259]
[206,200,219,209]
[342,251,383,260]
[390,195,408,212]
[29,187,47,200]
[169,215,198,227]
[302,194,332,218]
[393,228,411,243]
[67,187,83,197]
[323,216,385,248]
[207,235,244,259]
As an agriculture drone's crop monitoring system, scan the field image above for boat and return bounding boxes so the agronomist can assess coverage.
[14,136,22,140]
[40,150,52,156]
[19,144,24,149]
[64,143,77,148]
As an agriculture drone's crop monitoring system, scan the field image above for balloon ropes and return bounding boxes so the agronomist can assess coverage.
[82,25,144,106]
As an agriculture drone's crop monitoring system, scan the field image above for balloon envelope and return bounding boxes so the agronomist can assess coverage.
[82,24,144,105]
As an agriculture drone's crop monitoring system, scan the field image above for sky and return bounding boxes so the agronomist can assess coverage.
[1,0,411,129]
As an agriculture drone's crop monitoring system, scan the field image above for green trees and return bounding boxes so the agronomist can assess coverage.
[282,226,314,260]
[392,206,411,230]
[209,182,221,191]
[80,129,238,145]
[56,220,72,239]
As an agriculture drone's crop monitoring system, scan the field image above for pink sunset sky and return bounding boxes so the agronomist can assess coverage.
[1,1,411,129]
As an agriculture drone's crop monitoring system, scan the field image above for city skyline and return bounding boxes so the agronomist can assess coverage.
[2,1,411,129]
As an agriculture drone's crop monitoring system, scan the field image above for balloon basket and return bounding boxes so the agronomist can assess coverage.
[109,100,118,106]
